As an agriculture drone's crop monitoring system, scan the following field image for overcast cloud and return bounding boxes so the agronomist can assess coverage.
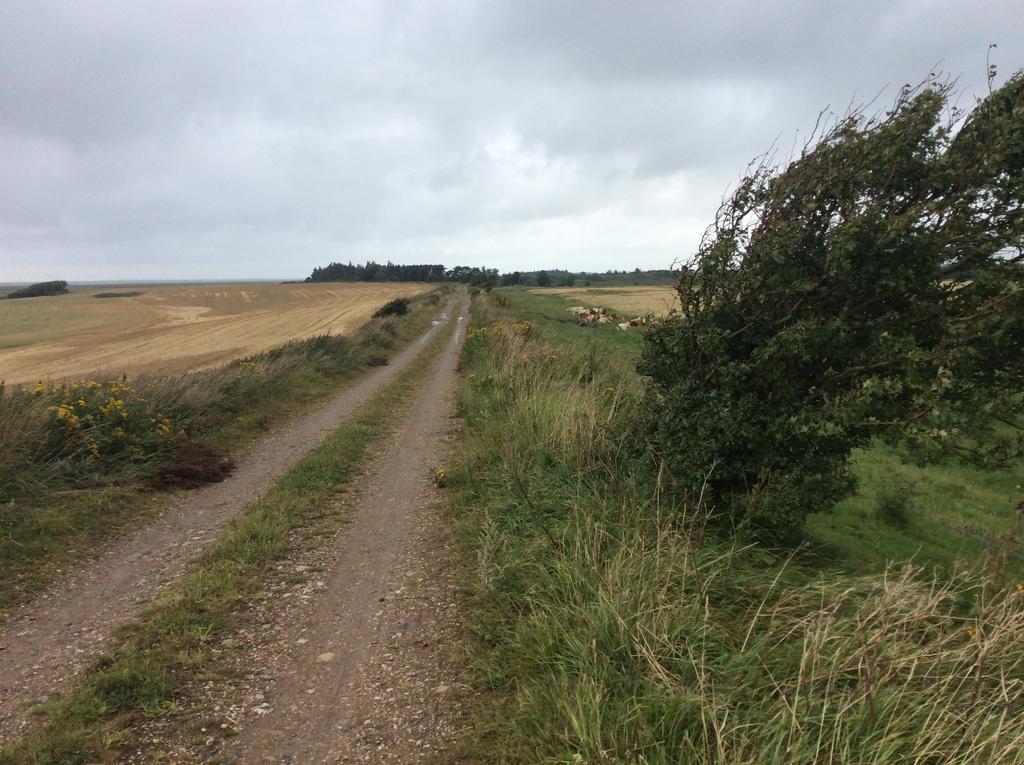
[1,1,1022,281]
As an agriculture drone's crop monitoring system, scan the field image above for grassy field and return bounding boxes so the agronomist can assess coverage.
[449,288,1024,763]
[0,282,429,385]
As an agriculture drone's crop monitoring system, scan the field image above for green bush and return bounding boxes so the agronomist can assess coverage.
[5,280,69,299]
[372,297,410,318]
[639,76,1024,533]
[874,475,916,527]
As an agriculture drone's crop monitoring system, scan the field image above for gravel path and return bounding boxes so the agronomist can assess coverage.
[206,297,472,764]
[0,299,459,745]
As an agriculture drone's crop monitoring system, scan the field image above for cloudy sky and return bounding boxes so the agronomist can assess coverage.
[2,1,1022,282]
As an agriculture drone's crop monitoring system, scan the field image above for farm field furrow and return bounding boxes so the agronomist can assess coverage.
[0,282,429,385]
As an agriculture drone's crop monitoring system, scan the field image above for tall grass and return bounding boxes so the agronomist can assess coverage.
[453,298,1024,764]
[0,385,49,495]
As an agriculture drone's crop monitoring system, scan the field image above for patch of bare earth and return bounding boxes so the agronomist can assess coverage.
[132,304,473,764]
[0,300,459,746]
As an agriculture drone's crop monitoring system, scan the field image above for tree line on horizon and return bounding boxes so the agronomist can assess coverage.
[306,260,677,287]
[307,261,497,284]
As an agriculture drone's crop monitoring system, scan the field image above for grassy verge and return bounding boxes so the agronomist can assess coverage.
[1,302,456,765]
[450,292,1024,764]
[806,443,1023,575]
[511,285,1022,577]
[0,288,446,615]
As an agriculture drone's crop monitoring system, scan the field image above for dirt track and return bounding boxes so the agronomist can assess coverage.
[0,298,460,745]
[209,295,471,763]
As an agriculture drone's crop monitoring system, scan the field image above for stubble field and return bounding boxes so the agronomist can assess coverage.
[540,285,678,316]
[0,282,430,385]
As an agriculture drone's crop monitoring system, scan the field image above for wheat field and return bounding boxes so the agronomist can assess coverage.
[0,282,430,385]
[540,285,678,316]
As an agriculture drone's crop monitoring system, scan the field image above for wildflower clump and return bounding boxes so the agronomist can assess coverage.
[38,378,180,464]
[513,319,533,337]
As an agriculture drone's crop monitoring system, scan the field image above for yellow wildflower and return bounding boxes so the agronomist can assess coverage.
[32,381,46,395]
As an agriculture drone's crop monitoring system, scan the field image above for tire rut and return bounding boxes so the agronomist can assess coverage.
[214,297,471,764]
[0,298,460,745]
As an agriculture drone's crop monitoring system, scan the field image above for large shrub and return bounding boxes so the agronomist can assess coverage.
[639,76,1024,532]
[5,280,69,299]
[372,297,410,318]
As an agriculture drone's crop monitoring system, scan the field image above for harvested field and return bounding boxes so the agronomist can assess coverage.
[540,285,678,316]
[0,282,431,385]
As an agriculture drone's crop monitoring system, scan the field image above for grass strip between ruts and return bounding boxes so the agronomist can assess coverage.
[1,304,458,765]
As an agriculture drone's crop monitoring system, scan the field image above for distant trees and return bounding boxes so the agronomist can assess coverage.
[308,262,445,283]
[640,75,1024,534]
[5,280,69,299]
[306,261,498,285]
[307,261,676,288]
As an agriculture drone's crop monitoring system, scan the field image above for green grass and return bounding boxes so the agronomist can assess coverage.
[489,287,645,355]
[0,489,164,613]
[805,444,1022,576]
[449,292,1024,764]
[0,289,448,616]
[490,286,1022,577]
[1,303,457,765]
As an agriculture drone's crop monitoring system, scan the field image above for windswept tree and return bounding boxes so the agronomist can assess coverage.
[640,74,1024,533]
